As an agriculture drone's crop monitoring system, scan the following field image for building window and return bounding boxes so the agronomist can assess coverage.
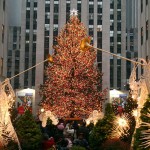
[13,28,17,42]
[33,20,37,30]
[110,22,114,31]
[110,37,114,42]
[34,2,37,7]
[97,63,102,73]
[13,44,17,49]
[66,2,70,22]
[25,33,29,41]
[54,4,59,13]
[45,18,50,24]
[141,0,143,13]
[3,0,5,11]
[146,20,148,40]
[26,1,30,7]
[89,4,94,13]
[110,14,114,20]
[26,19,30,29]
[117,66,121,88]
[54,14,58,24]
[117,11,121,20]
[45,4,50,12]
[97,51,102,62]
[33,43,36,52]
[33,34,36,41]
[97,5,102,13]
[110,0,114,9]
[66,3,70,12]
[117,44,121,53]
[117,34,121,42]
[77,1,81,20]
[117,0,121,9]
[110,65,114,88]
[97,14,102,25]
[89,19,93,25]
[14,77,19,89]
[32,68,35,86]
[110,46,114,53]
[117,22,121,31]
[89,28,93,36]
[24,72,28,87]
[2,25,4,43]
[33,11,37,19]
[141,27,143,45]
[26,10,30,18]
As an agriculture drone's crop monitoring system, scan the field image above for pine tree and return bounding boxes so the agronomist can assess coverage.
[133,95,150,150]
[14,111,42,150]
[121,96,137,144]
[89,103,115,149]
[39,12,106,118]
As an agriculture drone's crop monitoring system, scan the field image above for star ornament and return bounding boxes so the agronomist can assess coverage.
[70,8,78,16]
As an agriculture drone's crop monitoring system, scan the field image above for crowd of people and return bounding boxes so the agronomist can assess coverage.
[41,120,91,150]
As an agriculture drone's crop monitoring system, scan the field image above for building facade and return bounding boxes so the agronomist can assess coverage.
[137,0,150,74]
[0,0,8,81]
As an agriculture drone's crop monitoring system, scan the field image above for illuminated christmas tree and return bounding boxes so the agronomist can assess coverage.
[39,9,107,118]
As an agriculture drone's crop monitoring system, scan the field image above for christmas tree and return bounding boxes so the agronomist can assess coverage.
[121,96,137,144]
[89,103,115,149]
[133,95,150,150]
[39,10,107,118]
[14,111,42,150]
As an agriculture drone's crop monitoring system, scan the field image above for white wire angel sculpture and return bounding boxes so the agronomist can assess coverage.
[0,79,21,150]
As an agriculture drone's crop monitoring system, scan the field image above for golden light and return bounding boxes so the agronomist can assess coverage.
[47,54,53,62]
[132,109,138,117]
[40,108,45,113]
[117,117,127,127]
[80,37,91,51]
[111,115,130,138]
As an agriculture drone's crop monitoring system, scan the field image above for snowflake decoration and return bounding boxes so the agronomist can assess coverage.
[70,8,78,16]
[111,114,130,138]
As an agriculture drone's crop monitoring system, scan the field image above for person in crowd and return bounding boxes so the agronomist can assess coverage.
[73,133,90,149]
[63,122,74,137]
[42,133,55,150]
[64,133,73,149]
[56,137,69,150]
[77,121,89,141]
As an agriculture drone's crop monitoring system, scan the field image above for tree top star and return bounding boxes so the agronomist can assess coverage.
[70,8,78,16]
